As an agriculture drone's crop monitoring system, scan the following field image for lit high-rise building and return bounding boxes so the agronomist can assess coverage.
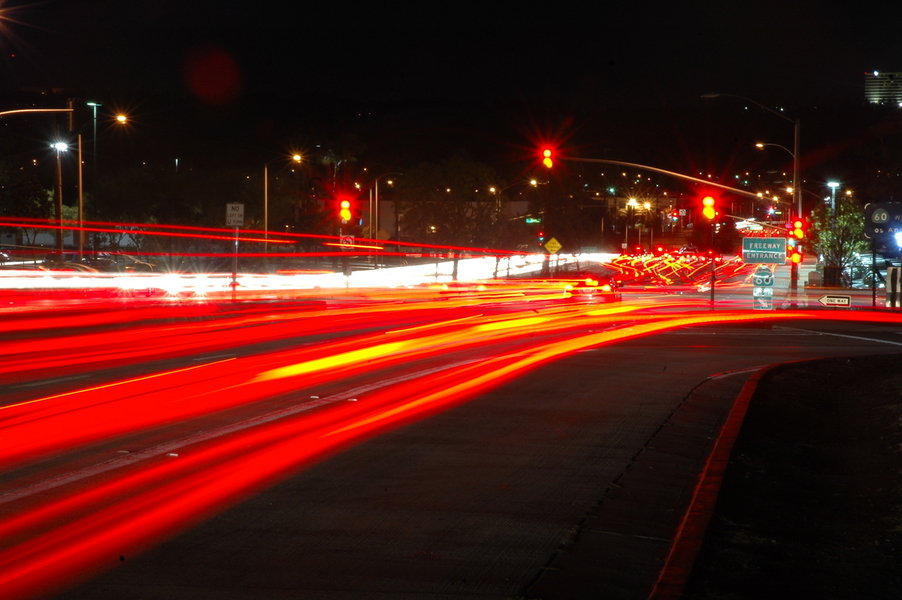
[865,71,902,106]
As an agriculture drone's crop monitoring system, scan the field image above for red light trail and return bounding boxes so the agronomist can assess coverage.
[1,292,901,597]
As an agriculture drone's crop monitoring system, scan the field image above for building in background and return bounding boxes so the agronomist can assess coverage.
[865,71,902,106]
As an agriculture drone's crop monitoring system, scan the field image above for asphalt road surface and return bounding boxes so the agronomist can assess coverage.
[42,318,902,600]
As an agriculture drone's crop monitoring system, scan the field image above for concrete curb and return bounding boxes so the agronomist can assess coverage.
[647,364,774,599]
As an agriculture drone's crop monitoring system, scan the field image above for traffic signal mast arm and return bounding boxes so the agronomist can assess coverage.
[549,154,764,201]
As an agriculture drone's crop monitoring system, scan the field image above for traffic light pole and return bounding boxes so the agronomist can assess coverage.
[790,117,801,308]
[709,223,716,308]
[789,256,799,308]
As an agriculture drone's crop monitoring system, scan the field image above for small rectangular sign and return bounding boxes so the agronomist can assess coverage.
[818,295,851,307]
[226,203,245,227]
[742,237,786,264]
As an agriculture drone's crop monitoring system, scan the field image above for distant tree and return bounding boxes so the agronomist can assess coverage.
[0,165,52,221]
[0,163,54,248]
[810,196,867,286]
[396,153,500,247]
[315,133,365,194]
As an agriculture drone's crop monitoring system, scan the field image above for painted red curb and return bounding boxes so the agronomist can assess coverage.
[647,365,773,599]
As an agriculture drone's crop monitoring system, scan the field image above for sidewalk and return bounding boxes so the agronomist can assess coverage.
[681,354,902,598]
[770,258,817,309]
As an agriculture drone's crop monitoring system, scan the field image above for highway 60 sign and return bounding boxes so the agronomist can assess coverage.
[864,202,902,238]
[752,265,774,310]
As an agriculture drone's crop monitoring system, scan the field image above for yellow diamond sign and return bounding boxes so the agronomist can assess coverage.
[544,237,562,254]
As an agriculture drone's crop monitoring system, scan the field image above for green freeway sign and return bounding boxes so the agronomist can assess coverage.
[742,237,786,264]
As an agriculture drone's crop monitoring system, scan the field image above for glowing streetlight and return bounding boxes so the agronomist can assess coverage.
[755,142,798,217]
[373,172,402,239]
[51,142,69,253]
[704,93,801,219]
[827,180,840,212]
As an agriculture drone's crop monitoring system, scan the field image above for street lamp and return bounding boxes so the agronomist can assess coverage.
[51,142,69,253]
[263,164,269,263]
[262,153,306,267]
[754,142,797,217]
[827,180,840,212]
[625,197,638,248]
[703,94,801,218]
[704,92,802,305]
[0,108,77,255]
[76,134,85,259]
[86,102,101,171]
[372,172,402,240]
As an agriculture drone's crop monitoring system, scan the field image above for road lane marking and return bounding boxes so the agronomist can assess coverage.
[0,358,481,505]
[11,374,90,389]
[777,326,902,347]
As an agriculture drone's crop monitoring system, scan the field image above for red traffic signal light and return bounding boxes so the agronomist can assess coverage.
[701,195,716,220]
[339,199,352,223]
[541,148,553,168]
[788,246,803,263]
[790,218,806,240]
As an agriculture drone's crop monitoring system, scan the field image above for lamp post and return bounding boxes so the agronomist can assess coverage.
[704,92,802,305]
[263,164,269,265]
[703,93,801,217]
[0,108,77,256]
[625,197,638,249]
[86,102,102,222]
[51,142,68,254]
[372,172,402,240]
[77,134,85,259]
[754,142,796,216]
[86,102,101,169]
[827,180,840,213]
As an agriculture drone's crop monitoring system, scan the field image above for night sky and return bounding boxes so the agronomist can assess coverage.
[3,1,902,171]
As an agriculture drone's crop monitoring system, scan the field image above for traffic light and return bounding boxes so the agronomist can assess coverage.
[786,218,805,264]
[541,148,553,168]
[537,230,546,245]
[787,243,803,264]
[339,199,352,223]
[701,195,717,220]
